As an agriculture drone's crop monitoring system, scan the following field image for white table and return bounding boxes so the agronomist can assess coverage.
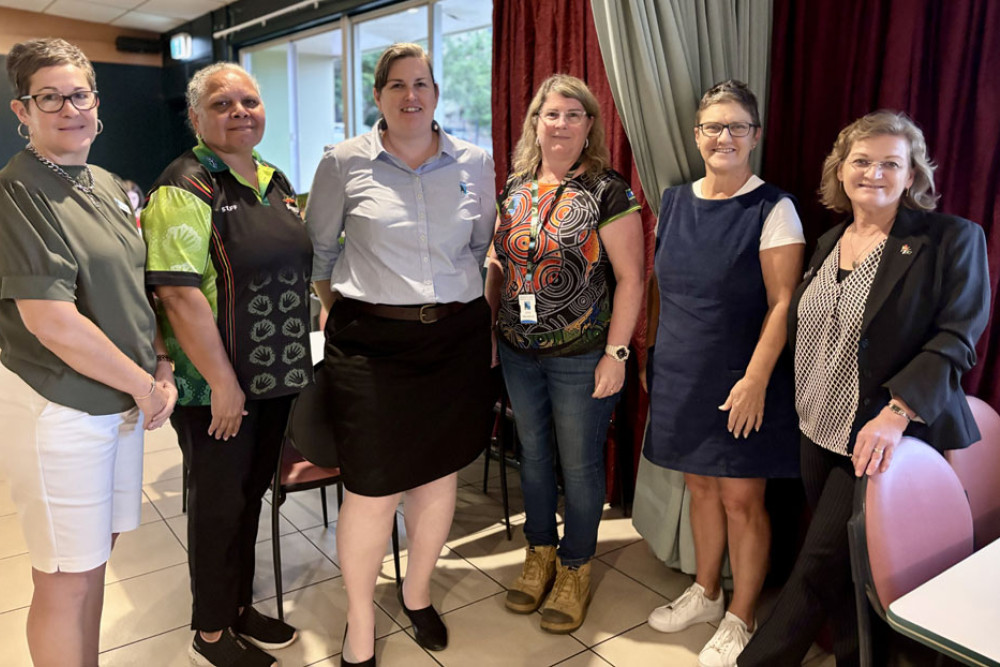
[887,538,1000,666]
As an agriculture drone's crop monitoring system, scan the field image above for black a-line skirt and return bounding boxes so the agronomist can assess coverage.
[322,297,494,496]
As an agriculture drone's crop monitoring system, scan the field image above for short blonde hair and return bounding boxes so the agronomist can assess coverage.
[819,110,938,213]
[511,74,610,179]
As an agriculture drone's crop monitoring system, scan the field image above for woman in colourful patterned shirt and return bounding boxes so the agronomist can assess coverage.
[485,74,644,634]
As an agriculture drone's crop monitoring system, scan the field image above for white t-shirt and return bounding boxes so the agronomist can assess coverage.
[691,175,805,250]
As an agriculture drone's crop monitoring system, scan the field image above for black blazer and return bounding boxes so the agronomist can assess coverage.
[789,207,990,453]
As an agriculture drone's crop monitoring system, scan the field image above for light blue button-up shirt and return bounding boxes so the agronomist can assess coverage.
[305,124,496,305]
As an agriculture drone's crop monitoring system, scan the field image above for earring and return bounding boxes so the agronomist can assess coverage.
[96,119,104,136]
[535,136,540,146]
[584,138,590,149]
[17,123,29,140]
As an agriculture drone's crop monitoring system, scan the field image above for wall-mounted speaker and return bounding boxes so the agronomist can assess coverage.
[115,36,162,54]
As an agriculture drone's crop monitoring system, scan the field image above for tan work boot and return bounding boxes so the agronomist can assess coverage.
[540,558,591,633]
[505,545,557,613]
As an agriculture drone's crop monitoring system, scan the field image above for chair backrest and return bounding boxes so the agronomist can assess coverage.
[285,361,339,468]
[864,436,974,611]
[946,395,1000,550]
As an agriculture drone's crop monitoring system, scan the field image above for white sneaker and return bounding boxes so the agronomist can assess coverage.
[697,612,754,667]
[648,582,724,633]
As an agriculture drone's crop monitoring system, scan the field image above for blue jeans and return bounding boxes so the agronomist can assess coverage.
[499,345,619,566]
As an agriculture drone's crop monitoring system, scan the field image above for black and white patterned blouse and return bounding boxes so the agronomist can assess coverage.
[795,239,886,455]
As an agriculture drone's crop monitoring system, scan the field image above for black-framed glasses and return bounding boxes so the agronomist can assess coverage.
[19,90,99,113]
[696,122,758,137]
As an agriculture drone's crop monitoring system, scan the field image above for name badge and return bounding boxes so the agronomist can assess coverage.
[518,293,537,324]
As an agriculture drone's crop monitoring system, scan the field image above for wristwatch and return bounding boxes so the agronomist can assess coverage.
[605,344,630,362]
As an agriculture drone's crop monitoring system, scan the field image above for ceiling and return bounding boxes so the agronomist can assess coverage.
[0,0,239,33]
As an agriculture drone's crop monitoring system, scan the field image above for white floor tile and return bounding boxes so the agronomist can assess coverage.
[99,625,192,666]
[252,532,341,602]
[107,520,187,583]
[142,447,184,485]
[143,477,185,519]
[430,594,585,667]
[0,478,17,517]
[143,424,179,453]
[592,621,715,666]
[253,580,400,666]
[569,560,668,646]
[0,514,28,560]
[0,607,31,667]
[100,563,191,651]
[0,554,33,614]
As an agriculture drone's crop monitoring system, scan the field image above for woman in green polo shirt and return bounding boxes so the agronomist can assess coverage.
[142,62,313,667]
[0,39,177,667]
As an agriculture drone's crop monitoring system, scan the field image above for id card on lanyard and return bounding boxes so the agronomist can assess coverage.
[520,162,579,324]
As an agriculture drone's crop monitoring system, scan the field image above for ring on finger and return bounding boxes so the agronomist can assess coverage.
[874,447,884,455]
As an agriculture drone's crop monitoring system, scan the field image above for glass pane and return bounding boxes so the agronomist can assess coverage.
[244,44,293,179]
[436,0,493,153]
[295,29,343,193]
[353,6,428,135]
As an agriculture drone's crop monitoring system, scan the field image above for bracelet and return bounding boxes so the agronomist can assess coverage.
[887,401,912,422]
[156,354,175,372]
[133,374,156,400]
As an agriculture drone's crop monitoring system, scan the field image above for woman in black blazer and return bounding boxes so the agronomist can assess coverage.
[739,110,990,667]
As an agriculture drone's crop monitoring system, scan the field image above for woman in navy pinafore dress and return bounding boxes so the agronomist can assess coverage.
[642,81,804,667]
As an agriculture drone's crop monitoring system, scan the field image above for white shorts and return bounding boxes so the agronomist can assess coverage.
[0,362,144,573]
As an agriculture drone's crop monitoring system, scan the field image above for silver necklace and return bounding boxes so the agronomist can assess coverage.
[27,144,101,208]
[846,224,883,269]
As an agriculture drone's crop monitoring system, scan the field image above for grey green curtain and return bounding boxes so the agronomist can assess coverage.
[590,0,774,208]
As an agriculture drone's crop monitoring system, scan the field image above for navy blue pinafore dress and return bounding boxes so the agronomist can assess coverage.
[644,183,800,478]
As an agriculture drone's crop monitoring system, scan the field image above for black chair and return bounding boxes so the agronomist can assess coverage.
[483,387,519,539]
[271,360,401,620]
[270,439,401,621]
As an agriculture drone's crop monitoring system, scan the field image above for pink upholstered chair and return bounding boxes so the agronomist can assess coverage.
[847,436,974,667]
[946,396,1000,550]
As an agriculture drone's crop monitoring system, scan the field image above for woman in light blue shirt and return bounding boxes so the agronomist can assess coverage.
[305,43,495,667]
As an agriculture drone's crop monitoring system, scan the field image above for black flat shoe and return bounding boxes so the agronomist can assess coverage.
[397,584,448,651]
[340,623,375,667]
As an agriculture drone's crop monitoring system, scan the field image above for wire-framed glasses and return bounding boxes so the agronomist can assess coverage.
[538,110,590,125]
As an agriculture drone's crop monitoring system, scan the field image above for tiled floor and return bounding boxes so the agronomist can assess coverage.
[0,425,835,666]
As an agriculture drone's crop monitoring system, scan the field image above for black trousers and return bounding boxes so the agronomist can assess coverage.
[739,436,866,667]
[171,395,293,631]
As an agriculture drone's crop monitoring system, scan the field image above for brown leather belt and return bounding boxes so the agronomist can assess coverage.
[351,300,468,324]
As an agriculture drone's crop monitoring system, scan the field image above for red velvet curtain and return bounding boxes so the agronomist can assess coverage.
[491,0,656,504]
[762,0,1000,406]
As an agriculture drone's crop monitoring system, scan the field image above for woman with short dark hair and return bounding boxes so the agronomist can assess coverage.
[306,42,496,667]
[0,38,176,666]
[643,80,804,667]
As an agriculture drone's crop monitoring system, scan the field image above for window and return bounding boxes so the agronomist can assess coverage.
[241,0,492,193]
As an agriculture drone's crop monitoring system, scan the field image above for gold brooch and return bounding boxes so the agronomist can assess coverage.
[900,244,913,255]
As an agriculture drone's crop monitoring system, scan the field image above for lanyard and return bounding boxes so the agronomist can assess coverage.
[525,161,580,291]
